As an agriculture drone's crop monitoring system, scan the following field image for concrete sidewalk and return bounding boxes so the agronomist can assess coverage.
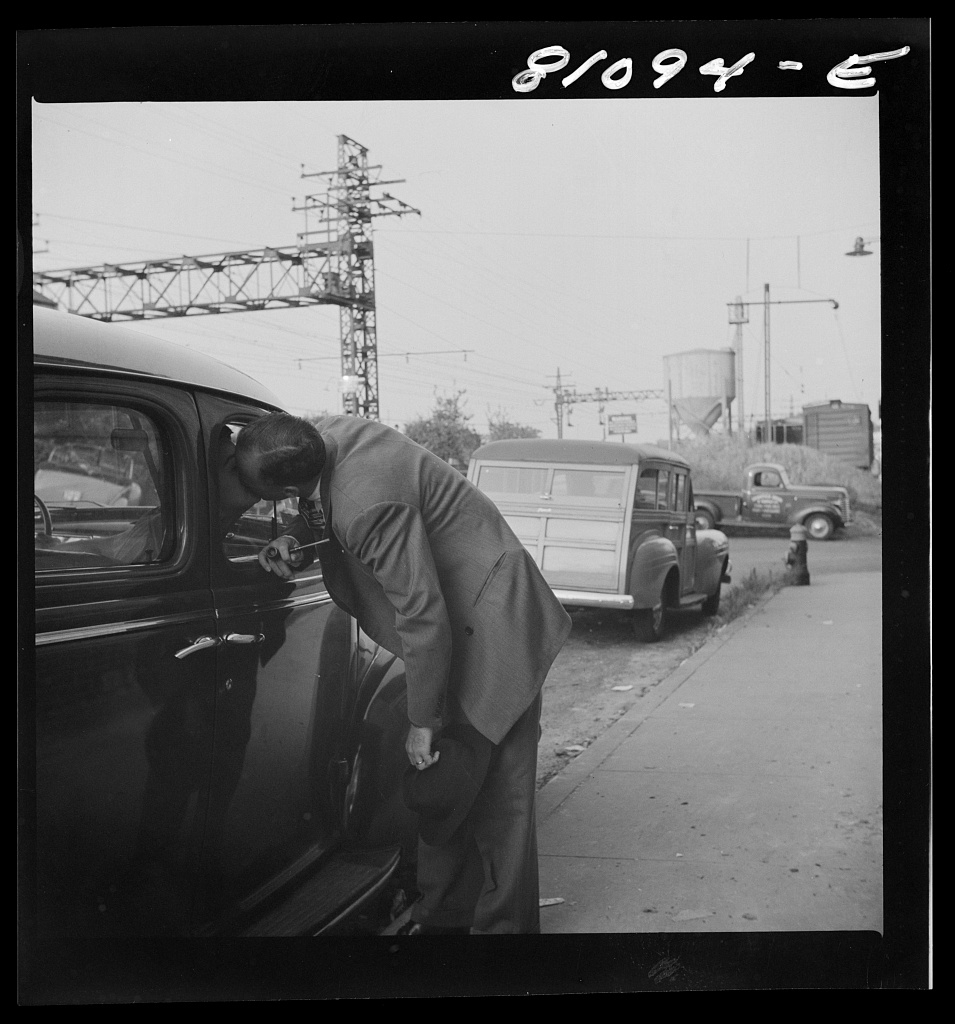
[536,571,883,934]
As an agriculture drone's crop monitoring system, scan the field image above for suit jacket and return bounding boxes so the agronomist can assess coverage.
[284,415,572,745]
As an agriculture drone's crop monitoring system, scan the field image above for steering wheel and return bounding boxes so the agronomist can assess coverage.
[34,494,53,536]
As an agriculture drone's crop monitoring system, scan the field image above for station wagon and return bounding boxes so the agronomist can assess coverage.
[467,439,730,641]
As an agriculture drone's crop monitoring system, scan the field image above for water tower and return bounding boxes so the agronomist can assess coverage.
[663,348,737,437]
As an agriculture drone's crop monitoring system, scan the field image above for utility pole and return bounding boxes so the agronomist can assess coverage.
[764,283,771,443]
[552,368,566,438]
[727,289,839,444]
[728,294,748,434]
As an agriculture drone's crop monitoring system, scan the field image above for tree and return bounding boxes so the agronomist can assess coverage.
[404,390,483,468]
[486,408,541,442]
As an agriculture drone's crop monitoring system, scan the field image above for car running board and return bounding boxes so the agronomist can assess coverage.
[239,845,401,937]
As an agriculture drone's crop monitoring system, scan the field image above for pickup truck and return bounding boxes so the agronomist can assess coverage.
[468,439,731,642]
[692,462,851,540]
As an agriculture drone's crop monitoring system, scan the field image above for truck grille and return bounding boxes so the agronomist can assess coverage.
[839,494,852,524]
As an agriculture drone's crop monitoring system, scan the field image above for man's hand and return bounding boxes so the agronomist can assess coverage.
[406,724,440,771]
[258,536,303,579]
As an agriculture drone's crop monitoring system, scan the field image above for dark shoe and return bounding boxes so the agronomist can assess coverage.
[395,920,470,935]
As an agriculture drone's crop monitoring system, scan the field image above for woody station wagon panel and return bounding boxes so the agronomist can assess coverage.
[468,439,731,642]
[29,306,417,939]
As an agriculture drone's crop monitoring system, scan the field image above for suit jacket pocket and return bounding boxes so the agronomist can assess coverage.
[473,552,507,607]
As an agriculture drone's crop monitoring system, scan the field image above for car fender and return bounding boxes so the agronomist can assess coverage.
[694,528,731,593]
[342,652,418,854]
[627,533,678,609]
[791,504,845,528]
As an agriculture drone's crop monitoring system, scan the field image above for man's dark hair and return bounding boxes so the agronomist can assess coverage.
[237,412,326,487]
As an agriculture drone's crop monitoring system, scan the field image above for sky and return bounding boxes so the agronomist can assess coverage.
[30,94,883,444]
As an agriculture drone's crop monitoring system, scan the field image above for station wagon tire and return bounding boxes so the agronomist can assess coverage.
[633,599,667,642]
[693,508,715,531]
[804,512,835,541]
[34,494,52,536]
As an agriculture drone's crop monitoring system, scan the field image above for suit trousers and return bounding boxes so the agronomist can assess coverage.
[411,691,543,934]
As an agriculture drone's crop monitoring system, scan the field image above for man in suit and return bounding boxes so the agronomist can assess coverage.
[233,411,572,934]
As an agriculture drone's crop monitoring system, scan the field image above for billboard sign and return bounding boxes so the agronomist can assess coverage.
[607,413,637,435]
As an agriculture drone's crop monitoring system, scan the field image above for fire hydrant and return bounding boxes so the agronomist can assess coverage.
[785,524,810,586]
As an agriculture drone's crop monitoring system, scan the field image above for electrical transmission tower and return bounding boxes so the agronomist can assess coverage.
[31,135,420,420]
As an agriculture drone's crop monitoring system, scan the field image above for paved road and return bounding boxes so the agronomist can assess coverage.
[723,532,883,585]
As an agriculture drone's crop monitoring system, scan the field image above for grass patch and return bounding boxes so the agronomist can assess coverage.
[716,566,785,624]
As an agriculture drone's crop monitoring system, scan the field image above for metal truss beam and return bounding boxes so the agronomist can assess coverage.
[32,135,420,422]
[31,243,364,321]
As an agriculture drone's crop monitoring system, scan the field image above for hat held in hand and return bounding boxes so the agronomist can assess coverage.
[402,722,494,846]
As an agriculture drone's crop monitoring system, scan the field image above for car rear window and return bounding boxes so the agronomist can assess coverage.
[476,464,549,497]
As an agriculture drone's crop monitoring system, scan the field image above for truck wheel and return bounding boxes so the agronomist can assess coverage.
[694,508,716,531]
[804,513,835,541]
[633,598,667,642]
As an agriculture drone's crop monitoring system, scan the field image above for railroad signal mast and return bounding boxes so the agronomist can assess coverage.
[32,135,419,421]
[549,369,663,439]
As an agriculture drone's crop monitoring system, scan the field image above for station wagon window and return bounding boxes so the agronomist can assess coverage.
[476,465,549,498]
[551,469,624,503]
[634,468,659,510]
[656,469,672,510]
[34,400,171,570]
[674,472,687,512]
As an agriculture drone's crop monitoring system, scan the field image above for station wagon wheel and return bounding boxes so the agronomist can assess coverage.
[803,512,835,541]
[34,494,52,536]
[633,598,667,643]
[693,508,715,531]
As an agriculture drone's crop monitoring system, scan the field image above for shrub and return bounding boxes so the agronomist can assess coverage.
[673,435,882,511]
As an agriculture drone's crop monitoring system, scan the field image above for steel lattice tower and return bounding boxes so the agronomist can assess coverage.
[297,136,420,418]
[33,136,419,421]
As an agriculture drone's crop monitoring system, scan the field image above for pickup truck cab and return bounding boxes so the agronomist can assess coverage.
[467,439,730,642]
[693,462,852,540]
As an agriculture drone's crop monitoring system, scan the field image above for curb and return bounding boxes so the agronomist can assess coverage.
[536,583,784,821]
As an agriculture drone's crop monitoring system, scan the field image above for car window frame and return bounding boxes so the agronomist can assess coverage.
[32,374,201,587]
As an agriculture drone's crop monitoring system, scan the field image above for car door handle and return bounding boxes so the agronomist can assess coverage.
[223,632,266,645]
[175,635,221,659]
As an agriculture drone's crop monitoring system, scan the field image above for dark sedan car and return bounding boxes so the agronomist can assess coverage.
[29,306,416,938]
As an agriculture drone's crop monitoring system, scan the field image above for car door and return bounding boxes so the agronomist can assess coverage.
[673,469,697,592]
[743,467,793,523]
[192,393,364,932]
[32,377,216,938]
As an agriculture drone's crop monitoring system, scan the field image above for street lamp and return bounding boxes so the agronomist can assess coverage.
[846,236,879,257]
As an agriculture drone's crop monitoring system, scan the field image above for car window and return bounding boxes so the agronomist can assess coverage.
[674,472,687,512]
[634,468,658,510]
[216,423,298,562]
[34,400,171,569]
[476,464,549,498]
[656,469,671,510]
[551,469,624,502]
[755,469,782,488]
